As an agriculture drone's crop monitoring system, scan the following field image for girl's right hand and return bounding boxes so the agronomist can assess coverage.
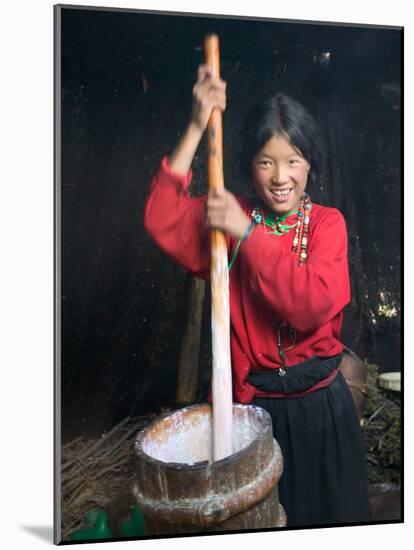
[190,64,227,132]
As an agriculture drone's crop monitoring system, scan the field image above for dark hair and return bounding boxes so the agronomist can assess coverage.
[239,94,323,188]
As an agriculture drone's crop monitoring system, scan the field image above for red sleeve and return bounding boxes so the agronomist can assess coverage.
[239,208,351,333]
[143,157,211,280]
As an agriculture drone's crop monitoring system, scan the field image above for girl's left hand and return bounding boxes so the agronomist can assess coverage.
[206,188,251,239]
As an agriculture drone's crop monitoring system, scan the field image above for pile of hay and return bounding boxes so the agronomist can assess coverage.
[362,361,401,484]
[60,413,157,540]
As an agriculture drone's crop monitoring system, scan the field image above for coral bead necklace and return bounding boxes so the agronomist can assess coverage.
[227,193,312,371]
[228,192,312,271]
[237,192,312,373]
[250,192,312,266]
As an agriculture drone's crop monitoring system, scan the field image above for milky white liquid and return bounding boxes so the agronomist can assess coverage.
[141,405,266,464]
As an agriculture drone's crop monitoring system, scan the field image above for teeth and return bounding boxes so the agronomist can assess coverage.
[272,188,292,196]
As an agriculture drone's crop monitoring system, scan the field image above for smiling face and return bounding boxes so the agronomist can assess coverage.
[251,133,311,216]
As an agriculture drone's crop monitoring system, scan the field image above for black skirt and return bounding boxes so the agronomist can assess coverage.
[253,371,372,528]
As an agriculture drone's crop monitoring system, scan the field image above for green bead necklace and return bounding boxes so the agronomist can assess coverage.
[228,205,301,271]
[251,207,299,235]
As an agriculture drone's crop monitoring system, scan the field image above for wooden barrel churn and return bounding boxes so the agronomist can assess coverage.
[133,403,286,535]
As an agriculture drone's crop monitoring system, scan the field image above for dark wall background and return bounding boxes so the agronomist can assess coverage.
[59,7,402,440]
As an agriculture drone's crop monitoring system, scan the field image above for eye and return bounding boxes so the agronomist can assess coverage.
[258,159,272,167]
[289,159,300,165]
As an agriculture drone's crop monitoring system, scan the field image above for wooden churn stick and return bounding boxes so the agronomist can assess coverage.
[204,34,233,461]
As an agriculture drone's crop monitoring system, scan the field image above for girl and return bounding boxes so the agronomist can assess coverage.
[144,64,371,527]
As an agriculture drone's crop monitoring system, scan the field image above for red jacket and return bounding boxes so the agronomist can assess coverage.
[144,157,351,402]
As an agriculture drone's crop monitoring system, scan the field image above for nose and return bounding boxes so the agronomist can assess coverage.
[271,164,289,184]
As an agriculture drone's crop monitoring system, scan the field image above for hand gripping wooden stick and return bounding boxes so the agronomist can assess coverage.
[204,34,233,461]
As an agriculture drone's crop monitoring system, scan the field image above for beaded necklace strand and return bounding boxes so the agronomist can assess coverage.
[292,194,312,265]
[228,192,312,271]
[228,192,312,375]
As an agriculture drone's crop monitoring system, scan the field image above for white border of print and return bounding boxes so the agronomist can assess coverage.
[1,1,409,549]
